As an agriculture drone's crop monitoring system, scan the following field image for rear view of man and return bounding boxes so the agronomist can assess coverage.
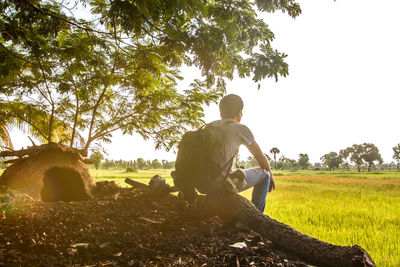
[205,94,275,212]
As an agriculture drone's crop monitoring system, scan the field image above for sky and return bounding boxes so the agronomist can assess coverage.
[11,0,400,164]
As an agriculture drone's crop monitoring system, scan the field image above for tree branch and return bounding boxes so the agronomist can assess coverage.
[36,56,55,142]
[85,58,117,151]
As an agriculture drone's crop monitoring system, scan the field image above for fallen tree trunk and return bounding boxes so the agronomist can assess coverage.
[125,178,375,266]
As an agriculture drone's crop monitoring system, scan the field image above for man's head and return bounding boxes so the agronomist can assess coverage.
[219,94,244,122]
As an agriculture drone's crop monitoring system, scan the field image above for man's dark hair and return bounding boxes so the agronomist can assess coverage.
[219,94,244,119]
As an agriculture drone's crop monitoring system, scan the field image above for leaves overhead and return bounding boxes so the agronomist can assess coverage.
[0,0,301,152]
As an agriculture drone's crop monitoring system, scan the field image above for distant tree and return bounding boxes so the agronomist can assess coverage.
[339,148,351,170]
[362,143,382,172]
[320,152,341,171]
[270,147,280,170]
[348,144,365,172]
[89,152,103,170]
[246,156,259,168]
[277,155,297,170]
[298,153,310,170]
[392,144,400,171]
[313,162,322,170]
[102,159,112,169]
[136,158,146,170]
[161,160,175,170]
[151,159,163,169]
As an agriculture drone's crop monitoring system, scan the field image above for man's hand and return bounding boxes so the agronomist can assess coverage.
[268,172,276,192]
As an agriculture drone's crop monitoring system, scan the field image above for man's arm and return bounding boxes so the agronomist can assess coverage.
[247,142,276,192]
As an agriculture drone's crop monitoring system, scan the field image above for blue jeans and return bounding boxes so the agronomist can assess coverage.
[239,168,270,212]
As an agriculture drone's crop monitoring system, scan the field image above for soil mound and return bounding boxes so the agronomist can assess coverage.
[0,182,308,266]
[0,143,93,201]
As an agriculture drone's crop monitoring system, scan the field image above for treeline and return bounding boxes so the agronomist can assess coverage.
[239,143,400,172]
[91,156,175,171]
[84,142,400,172]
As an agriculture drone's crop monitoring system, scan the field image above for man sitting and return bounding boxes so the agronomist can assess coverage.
[203,94,275,212]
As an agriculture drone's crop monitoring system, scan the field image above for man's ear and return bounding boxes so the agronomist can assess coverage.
[235,110,243,122]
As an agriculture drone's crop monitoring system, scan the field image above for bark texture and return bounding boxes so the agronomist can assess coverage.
[126,177,375,266]
[199,190,375,267]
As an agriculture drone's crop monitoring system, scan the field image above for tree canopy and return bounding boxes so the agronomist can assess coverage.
[392,144,400,171]
[0,0,301,153]
[320,152,341,171]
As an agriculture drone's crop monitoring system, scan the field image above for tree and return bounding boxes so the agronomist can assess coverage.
[89,151,103,170]
[393,144,400,171]
[0,102,76,150]
[246,156,259,168]
[162,160,175,169]
[1,0,299,156]
[136,158,146,170]
[298,153,309,170]
[270,147,280,170]
[277,155,297,170]
[339,148,351,170]
[361,143,382,172]
[320,152,341,171]
[151,159,162,169]
[348,144,365,172]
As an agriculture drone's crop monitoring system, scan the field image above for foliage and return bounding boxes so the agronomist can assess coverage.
[89,151,104,170]
[270,147,280,169]
[150,159,162,169]
[246,156,259,168]
[0,0,300,153]
[297,153,309,170]
[320,152,341,171]
[277,155,298,170]
[348,144,365,172]
[362,143,382,172]
[339,148,351,170]
[393,144,400,171]
[101,158,175,170]
[0,101,80,149]
[347,143,383,172]
[125,166,137,173]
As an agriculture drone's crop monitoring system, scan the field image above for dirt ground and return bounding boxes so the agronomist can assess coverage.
[0,182,309,266]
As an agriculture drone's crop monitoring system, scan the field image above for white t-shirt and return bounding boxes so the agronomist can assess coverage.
[205,119,255,183]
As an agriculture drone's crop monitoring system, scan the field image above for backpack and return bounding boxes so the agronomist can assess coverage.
[173,121,235,201]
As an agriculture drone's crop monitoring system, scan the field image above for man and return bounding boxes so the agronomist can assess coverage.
[206,94,275,212]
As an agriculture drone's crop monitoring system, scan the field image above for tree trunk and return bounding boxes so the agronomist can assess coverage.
[194,190,375,267]
[125,178,375,266]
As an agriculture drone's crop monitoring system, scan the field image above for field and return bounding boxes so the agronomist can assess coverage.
[1,168,399,266]
[89,169,400,266]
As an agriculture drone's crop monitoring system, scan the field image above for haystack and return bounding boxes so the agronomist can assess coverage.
[0,143,94,201]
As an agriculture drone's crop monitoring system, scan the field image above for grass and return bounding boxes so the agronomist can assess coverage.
[1,167,399,265]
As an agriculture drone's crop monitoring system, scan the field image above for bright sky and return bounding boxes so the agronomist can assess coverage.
[12,0,400,164]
